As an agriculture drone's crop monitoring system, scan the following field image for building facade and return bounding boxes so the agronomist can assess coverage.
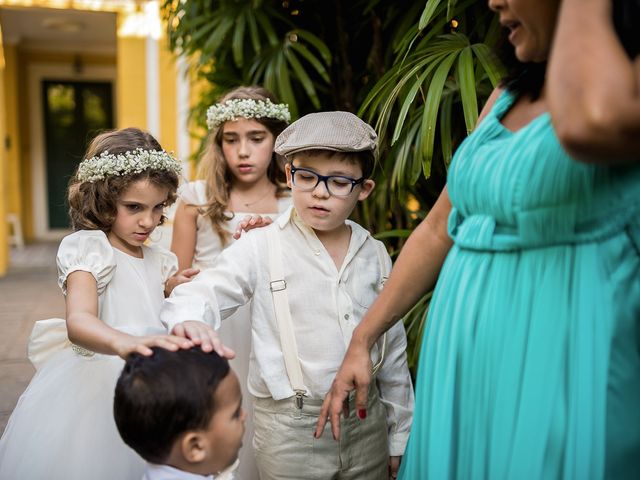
[0,0,202,275]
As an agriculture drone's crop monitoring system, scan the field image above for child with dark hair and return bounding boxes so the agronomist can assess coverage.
[115,347,245,480]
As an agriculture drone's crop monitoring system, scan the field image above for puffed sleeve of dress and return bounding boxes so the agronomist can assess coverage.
[56,230,116,295]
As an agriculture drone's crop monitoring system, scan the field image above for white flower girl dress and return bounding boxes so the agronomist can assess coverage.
[0,229,178,480]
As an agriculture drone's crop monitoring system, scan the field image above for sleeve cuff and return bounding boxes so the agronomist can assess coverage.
[160,299,221,333]
[388,432,409,457]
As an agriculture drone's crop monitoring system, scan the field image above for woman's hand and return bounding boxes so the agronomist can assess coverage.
[165,267,200,296]
[171,320,236,359]
[112,334,193,359]
[389,456,402,479]
[315,336,373,440]
[232,214,273,240]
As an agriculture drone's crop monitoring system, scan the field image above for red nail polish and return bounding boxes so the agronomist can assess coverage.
[358,409,367,419]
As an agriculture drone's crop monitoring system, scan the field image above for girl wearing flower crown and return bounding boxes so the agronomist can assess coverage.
[170,85,291,480]
[0,128,200,480]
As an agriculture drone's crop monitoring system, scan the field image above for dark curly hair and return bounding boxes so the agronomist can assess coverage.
[114,347,231,464]
[68,128,180,232]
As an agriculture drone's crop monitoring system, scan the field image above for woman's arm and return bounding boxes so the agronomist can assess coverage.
[548,0,640,162]
[171,200,199,271]
[315,187,453,440]
[315,86,502,440]
[65,271,191,358]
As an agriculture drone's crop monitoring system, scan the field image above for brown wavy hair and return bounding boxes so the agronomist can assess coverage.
[196,86,289,246]
[68,128,180,232]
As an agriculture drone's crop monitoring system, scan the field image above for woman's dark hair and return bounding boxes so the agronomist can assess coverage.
[114,347,231,464]
[613,0,640,58]
[67,128,179,232]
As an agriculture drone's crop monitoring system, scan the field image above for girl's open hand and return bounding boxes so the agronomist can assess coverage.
[232,214,273,239]
[171,320,236,359]
[165,267,200,296]
[113,334,193,359]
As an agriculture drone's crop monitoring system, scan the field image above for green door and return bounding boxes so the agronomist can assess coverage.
[42,80,114,229]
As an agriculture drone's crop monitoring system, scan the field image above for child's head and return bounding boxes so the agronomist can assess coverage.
[274,111,377,234]
[114,347,245,476]
[199,86,291,243]
[68,128,181,238]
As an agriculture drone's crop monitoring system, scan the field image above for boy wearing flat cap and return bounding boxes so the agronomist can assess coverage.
[162,111,414,480]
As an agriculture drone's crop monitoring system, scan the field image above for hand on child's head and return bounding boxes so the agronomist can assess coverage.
[172,321,236,359]
[232,214,273,239]
[114,334,193,359]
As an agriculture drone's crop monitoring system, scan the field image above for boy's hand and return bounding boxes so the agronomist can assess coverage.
[232,214,273,240]
[113,334,193,359]
[165,268,200,296]
[172,320,236,359]
[389,456,401,479]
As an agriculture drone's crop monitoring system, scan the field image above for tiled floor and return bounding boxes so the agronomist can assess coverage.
[0,242,65,434]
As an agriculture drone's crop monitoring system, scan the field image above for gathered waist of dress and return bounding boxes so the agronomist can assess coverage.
[448,203,640,251]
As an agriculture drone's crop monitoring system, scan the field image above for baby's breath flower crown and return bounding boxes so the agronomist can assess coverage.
[76,148,182,183]
[206,98,291,130]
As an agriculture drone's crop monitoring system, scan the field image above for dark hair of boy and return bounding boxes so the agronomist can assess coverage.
[290,148,375,180]
[114,347,230,464]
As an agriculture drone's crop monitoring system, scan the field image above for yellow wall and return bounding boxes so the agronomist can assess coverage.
[0,42,8,275]
[4,44,22,217]
[116,34,146,128]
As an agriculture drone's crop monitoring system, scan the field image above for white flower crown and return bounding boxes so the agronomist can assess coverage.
[206,98,291,130]
[76,148,182,183]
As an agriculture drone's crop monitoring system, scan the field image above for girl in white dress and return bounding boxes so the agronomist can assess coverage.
[171,86,291,480]
[0,128,199,480]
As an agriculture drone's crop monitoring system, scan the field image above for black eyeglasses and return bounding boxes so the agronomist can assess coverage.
[290,166,365,197]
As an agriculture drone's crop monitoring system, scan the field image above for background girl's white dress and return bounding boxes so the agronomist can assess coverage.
[0,230,177,480]
[180,180,290,480]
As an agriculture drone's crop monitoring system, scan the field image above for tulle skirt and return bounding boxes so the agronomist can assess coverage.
[0,347,144,480]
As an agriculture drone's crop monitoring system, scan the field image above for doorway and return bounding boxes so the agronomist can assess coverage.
[42,80,114,229]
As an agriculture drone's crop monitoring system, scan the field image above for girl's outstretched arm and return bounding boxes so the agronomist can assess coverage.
[548,0,640,162]
[171,200,199,271]
[65,271,192,359]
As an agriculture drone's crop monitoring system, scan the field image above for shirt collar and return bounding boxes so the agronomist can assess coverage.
[276,204,295,228]
[144,460,238,480]
[277,205,371,258]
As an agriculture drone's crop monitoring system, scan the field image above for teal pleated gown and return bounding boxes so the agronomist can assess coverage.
[399,91,640,479]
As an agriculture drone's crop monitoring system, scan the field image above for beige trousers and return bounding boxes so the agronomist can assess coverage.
[253,392,389,480]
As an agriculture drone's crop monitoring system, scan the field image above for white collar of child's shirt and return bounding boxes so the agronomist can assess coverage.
[143,459,238,480]
[276,205,371,248]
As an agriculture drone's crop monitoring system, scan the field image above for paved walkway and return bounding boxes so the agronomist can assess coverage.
[0,242,65,434]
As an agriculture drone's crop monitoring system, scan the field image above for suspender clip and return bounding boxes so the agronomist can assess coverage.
[294,390,307,410]
[270,279,287,292]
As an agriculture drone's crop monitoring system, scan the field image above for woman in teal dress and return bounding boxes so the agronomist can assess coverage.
[315,0,640,478]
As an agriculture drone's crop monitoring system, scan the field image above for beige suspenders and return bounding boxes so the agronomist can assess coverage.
[266,227,389,410]
[266,227,309,409]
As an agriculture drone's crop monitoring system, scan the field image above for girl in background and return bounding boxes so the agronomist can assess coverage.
[171,86,291,480]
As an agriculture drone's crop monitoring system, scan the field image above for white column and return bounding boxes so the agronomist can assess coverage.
[176,55,191,179]
[145,34,160,138]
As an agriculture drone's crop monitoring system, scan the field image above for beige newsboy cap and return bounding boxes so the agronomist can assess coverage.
[274,111,377,157]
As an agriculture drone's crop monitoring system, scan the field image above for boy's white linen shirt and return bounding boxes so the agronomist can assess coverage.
[161,206,414,455]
